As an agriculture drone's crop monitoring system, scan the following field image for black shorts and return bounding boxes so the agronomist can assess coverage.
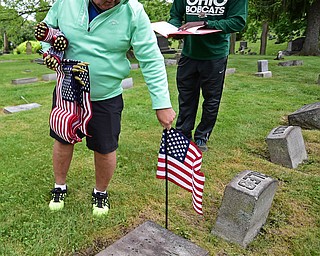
[50,94,124,154]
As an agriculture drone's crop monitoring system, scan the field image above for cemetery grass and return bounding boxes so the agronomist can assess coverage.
[0,53,319,256]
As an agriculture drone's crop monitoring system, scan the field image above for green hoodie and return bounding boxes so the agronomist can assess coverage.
[42,0,171,109]
[169,0,248,60]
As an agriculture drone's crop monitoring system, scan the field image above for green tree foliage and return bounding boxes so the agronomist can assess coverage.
[139,0,172,22]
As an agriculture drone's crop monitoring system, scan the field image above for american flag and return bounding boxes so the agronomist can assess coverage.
[49,59,92,144]
[157,128,205,215]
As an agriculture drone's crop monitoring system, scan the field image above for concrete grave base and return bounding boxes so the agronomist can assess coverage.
[212,170,278,248]
[255,71,272,78]
[96,220,209,256]
[4,103,41,114]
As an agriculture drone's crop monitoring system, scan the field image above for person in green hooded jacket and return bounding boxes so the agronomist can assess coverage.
[168,0,248,152]
[41,0,176,216]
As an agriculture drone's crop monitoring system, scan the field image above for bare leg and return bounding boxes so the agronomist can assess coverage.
[94,150,116,191]
[52,140,74,185]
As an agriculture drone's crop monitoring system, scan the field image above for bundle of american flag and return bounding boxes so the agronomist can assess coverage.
[35,22,92,144]
[157,128,205,215]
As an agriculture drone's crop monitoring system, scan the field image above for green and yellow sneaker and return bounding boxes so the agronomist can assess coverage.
[92,191,110,216]
[49,187,67,211]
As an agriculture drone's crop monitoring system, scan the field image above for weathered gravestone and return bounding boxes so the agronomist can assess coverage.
[96,220,209,256]
[266,126,308,168]
[255,60,272,78]
[121,77,133,89]
[212,170,278,248]
[3,103,41,114]
[288,102,320,129]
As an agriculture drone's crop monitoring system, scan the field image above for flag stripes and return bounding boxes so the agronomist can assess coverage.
[157,128,205,215]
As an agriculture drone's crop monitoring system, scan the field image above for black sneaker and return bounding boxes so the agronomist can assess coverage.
[49,187,67,211]
[92,190,110,216]
[195,139,208,152]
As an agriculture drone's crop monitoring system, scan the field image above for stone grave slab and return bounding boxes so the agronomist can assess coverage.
[288,102,320,129]
[42,73,57,81]
[226,68,236,75]
[121,77,133,89]
[278,60,303,66]
[131,63,139,70]
[165,59,177,66]
[266,126,308,168]
[212,170,278,248]
[96,220,209,256]
[12,77,38,85]
[4,103,41,114]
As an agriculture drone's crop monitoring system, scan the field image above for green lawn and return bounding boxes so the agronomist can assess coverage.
[0,50,319,256]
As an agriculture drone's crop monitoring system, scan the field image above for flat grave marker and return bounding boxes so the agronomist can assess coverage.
[121,77,133,89]
[3,103,41,114]
[12,77,38,85]
[96,220,209,256]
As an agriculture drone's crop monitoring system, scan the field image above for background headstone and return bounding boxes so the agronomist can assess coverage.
[239,41,248,49]
[212,170,278,248]
[121,77,133,89]
[96,221,209,256]
[257,60,268,72]
[226,68,236,75]
[26,41,32,55]
[255,60,272,78]
[156,34,176,54]
[288,102,320,129]
[266,126,308,168]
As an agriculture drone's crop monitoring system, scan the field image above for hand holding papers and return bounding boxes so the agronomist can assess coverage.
[151,21,221,38]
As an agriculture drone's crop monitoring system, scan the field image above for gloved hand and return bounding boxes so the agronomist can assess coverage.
[72,62,90,88]
[34,22,48,41]
[43,47,64,70]
[35,22,68,51]
[52,33,68,51]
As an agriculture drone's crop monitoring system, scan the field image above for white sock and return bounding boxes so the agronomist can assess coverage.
[55,183,67,190]
[94,188,106,194]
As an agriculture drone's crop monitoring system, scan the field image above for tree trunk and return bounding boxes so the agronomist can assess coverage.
[260,21,268,55]
[229,33,236,54]
[300,0,320,56]
[3,31,9,54]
